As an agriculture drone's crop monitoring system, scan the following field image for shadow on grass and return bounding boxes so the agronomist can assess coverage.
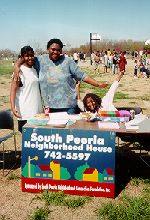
[115,143,150,196]
[0,150,21,176]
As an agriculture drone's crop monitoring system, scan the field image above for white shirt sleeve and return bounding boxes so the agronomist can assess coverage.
[101,81,119,111]
[77,99,85,111]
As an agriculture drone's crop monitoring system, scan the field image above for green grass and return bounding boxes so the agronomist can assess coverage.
[30,191,91,219]
[129,95,150,101]
[138,95,150,101]
[31,190,66,206]
[130,177,150,186]
[96,194,150,220]
[64,197,89,209]
[40,190,67,206]
[0,96,9,104]
[32,190,91,210]
[143,179,150,184]
[0,215,10,220]
[7,173,20,180]
[28,207,51,220]
[0,60,13,76]
[80,82,129,100]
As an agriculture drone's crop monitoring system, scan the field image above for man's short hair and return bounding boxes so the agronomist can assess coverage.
[47,38,63,49]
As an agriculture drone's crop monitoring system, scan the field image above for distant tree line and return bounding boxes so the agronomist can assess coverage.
[0,48,46,60]
[67,39,150,56]
[1,39,150,59]
[0,49,17,60]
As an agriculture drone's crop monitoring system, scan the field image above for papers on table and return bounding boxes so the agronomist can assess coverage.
[27,118,49,126]
[47,119,68,127]
[67,114,82,121]
[47,112,82,127]
[49,112,68,120]
[98,122,120,130]
[47,112,68,127]
[138,118,150,132]
[125,125,139,130]
[125,114,147,130]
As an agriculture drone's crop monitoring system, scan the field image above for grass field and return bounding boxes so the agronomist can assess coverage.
[0,59,150,220]
[0,60,13,76]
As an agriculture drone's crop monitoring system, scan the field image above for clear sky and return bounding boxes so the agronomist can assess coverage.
[0,0,150,52]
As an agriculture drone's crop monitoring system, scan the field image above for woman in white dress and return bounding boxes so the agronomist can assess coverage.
[10,46,43,132]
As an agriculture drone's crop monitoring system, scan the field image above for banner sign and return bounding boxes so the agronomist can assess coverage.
[22,127,116,198]
[91,33,101,40]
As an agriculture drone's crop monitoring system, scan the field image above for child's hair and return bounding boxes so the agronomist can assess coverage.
[83,93,102,113]
[20,46,34,57]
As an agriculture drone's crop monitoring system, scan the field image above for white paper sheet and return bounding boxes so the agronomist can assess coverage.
[98,122,120,130]
[138,118,150,132]
[49,112,68,120]
[125,114,147,129]
[125,125,139,130]
[48,112,82,126]
[47,119,68,126]
[49,112,81,121]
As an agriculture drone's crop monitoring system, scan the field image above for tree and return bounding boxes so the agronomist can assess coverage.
[60,167,71,180]
[0,49,17,60]
[74,163,90,180]
[22,162,35,177]
[98,173,103,182]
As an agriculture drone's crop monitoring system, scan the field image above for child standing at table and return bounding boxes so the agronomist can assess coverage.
[10,46,43,132]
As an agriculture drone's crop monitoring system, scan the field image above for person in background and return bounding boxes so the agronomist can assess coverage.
[142,52,147,66]
[134,50,138,59]
[103,51,108,73]
[79,51,84,61]
[14,38,108,115]
[91,51,96,66]
[10,46,43,132]
[64,52,68,57]
[94,51,101,74]
[107,49,111,57]
[134,59,138,78]
[139,59,149,78]
[73,52,79,63]
[112,52,118,75]
[118,51,127,74]
[131,51,134,60]
[108,53,113,73]
[139,60,145,77]
[12,60,15,67]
